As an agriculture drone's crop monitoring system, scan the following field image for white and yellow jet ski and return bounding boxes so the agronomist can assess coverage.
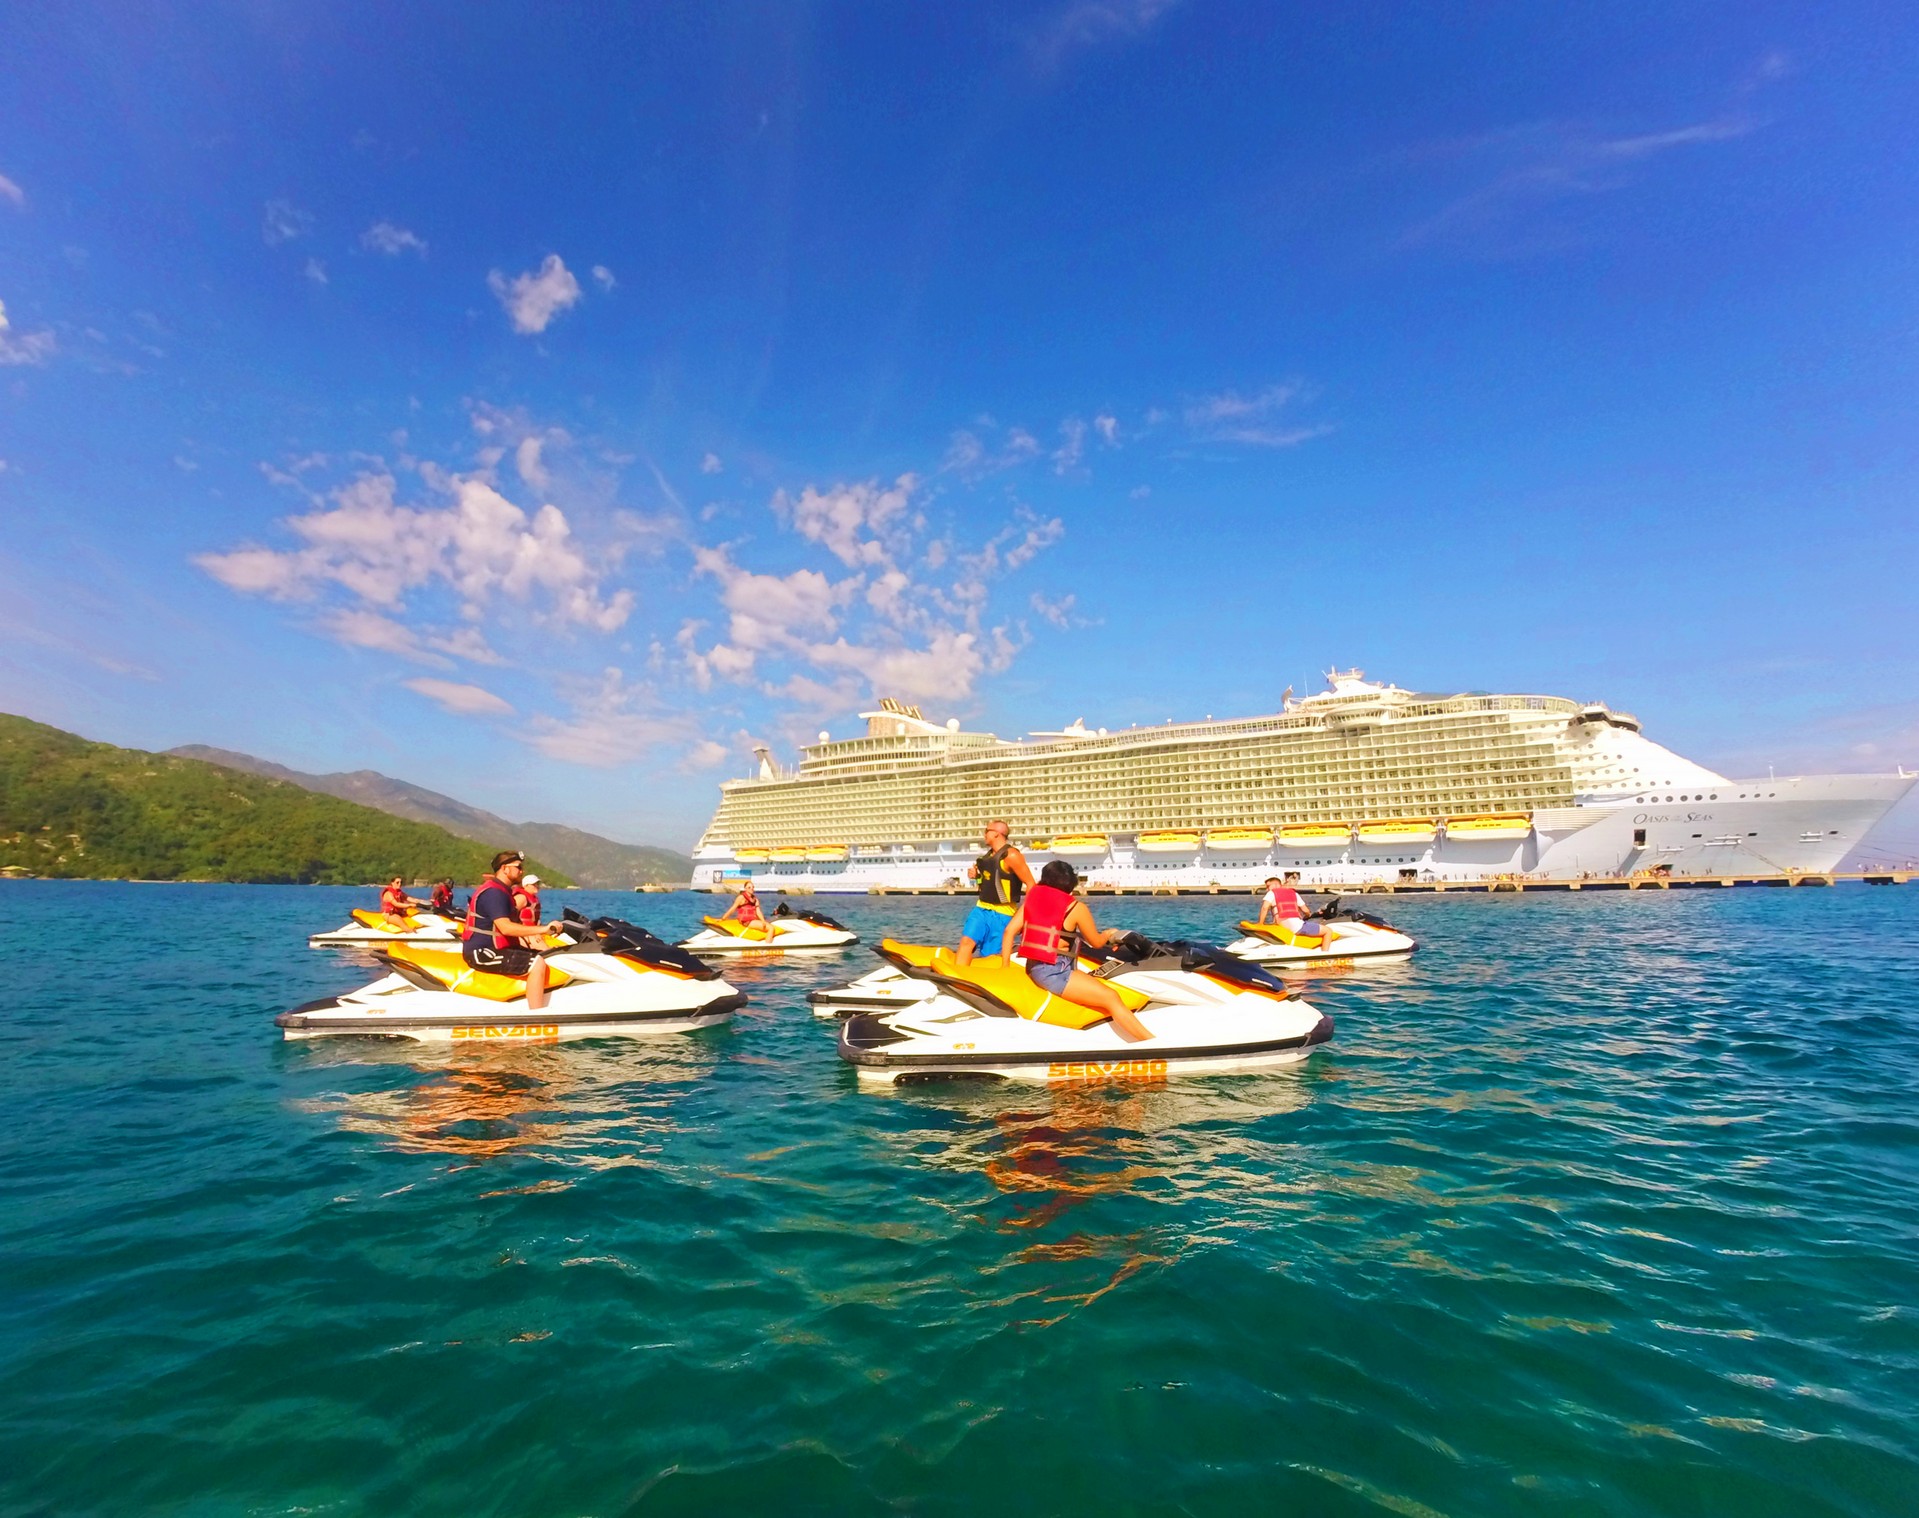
[278,914,744,1043]
[679,904,859,955]
[836,934,1332,1084]
[1223,899,1416,964]
[309,906,465,949]
[810,948,1101,1017]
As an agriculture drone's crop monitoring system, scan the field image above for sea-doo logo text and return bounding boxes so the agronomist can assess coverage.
[452,1024,560,1041]
[1046,1059,1169,1083]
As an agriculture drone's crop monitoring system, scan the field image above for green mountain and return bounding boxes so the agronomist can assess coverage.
[168,745,690,888]
[0,714,570,886]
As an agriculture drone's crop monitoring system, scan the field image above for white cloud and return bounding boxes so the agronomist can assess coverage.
[405,677,515,717]
[303,258,328,285]
[198,466,634,636]
[591,264,617,291]
[1031,591,1079,628]
[487,254,582,335]
[362,220,428,257]
[682,739,730,770]
[262,199,312,245]
[525,667,696,766]
[700,452,724,475]
[1182,383,1330,447]
[0,174,25,208]
[1094,413,1119,445]
[1053,417,1087,474]
[1129,484,1151,499]
[776,474,917,568]
[516,436,550,494]
[173,455,198,472]
[0,298,56,366]
[1031,0,1180,70]
[325,608,453,666]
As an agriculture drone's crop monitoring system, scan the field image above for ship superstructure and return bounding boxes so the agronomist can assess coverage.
[691,674,1911,890]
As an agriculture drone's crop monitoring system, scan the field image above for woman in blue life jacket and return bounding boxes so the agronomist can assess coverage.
[1002,860,1154,1042]
[958,819,1034,964]
[462,851,565,1010]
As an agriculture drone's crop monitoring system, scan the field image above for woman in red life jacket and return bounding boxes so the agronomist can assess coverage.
[429,878,455,914]
[720,878,768,937]
[1003,861,1154,1042]
[1256,873,1327,944]
[515,873,550,948]
[380,875,426,929]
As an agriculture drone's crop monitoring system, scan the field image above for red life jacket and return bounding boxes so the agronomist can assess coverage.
[1016,883,1075,965]
[462,876,514,949]
[1267,887,1305,919]
[381,886,408,916]
[430,884,453,912]
[736,889,762,925]
[518,889,541,926]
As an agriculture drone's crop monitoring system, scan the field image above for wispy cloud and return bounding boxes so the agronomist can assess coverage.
[1182,383,1330,448]
[262,199,312,245]
[1400,107,1763,258]
[1030,0,1180,71]
[0,298,55,366]
[591,264,617,291]
[488,254,582,335]
[361,220,428,257]
[0,173,25,208]
[303,257,328,286]
[405,677,515,717]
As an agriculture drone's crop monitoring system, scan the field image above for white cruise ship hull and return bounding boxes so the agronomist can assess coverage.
[692,774,1911,891]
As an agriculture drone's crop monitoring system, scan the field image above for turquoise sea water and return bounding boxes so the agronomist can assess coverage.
[3,882,1917,1517]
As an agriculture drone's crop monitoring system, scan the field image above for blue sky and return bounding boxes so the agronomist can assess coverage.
[3,3,1917,852]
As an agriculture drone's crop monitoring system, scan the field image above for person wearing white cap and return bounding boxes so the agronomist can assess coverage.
[514,871,545,943]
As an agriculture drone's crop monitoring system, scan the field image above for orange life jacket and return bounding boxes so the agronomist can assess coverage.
[462,876,515,950]
[1016,883,1075,965]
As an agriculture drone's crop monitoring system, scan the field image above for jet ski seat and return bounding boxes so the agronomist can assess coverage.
[384,943,573,1002]
[1236,919,1327,948]
[352,907,418,933]
[876,939,1149,1029]
[701,914,773,941]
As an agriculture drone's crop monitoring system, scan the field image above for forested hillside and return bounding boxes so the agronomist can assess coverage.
[0,715,569,885]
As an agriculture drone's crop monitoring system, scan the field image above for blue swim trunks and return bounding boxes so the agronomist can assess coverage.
[959,902,1014,956]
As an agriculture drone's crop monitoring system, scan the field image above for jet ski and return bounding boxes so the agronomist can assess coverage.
[836,933,1333,1084]
[679,903,859,955]
[810,947,1100,1017]
[1223,898,1416,964]
[278,913,745,1043]
[309,907,465,949]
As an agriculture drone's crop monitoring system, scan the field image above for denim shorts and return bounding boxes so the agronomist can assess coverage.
[1026,955,1075,995]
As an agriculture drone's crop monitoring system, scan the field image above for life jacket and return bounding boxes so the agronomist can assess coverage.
[430,884,453,912]
[518,889,541,926]
[462,876,514,950]
[976,845,1024,909]
[1016,882,1075,965]
[381,885,409,916]
[1266,886,1306,920]
[736,889,762,925]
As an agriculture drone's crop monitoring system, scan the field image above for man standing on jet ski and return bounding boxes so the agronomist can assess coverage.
[1257,873,1327,945]
[1003,860,1154,1042]
[462,851,565,1011]
[957,819,1034,965]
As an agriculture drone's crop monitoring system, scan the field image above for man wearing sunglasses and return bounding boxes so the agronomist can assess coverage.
[461,850,564,1010]
[957,819,1033,965]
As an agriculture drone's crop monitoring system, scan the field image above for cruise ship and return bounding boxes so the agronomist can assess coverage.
[690,672,1912,891]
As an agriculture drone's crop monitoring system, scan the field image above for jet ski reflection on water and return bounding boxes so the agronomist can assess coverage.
[679,903,859,955]
[837,932,1332,1084]
[279,912,745,1043]
[1223,898,1416,964]
[308,907,465,949]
